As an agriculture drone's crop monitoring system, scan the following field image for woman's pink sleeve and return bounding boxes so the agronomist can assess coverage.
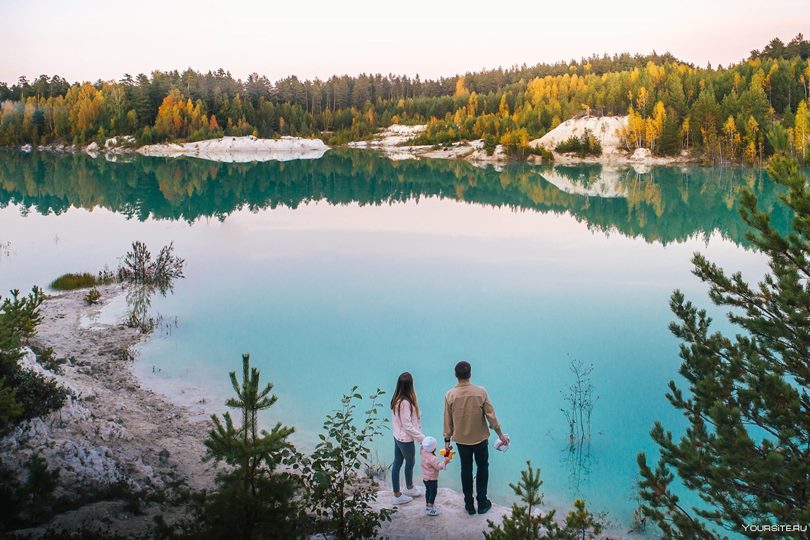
[399,401,425,442]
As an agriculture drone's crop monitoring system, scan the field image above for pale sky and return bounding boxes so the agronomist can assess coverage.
[0,0,807,85]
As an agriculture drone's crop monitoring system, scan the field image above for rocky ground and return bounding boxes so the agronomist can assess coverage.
[1,285,213,537]
[375,488,511,540]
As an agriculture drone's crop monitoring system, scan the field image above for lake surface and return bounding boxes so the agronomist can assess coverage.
[0,150,788,533]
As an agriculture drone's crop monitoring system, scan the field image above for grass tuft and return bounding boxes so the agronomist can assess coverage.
[49,272,100,291]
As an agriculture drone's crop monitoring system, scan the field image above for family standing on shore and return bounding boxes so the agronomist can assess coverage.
[390,360,509,517]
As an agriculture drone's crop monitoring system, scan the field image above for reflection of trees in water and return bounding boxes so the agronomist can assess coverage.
[562,430,594,496]
[125,283,180,335]
[560,357,597,497]
[120,241,184,334]
[125,283,156,333]
[0,149,792,245]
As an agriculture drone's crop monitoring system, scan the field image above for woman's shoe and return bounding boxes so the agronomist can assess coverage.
[392,493,413,505]
[426,506,440,516]
[403,487,422,497]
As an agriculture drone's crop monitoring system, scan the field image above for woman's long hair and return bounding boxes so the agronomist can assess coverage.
[391,372,419,416]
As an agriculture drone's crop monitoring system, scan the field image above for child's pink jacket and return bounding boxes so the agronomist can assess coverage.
[420,447,447,481]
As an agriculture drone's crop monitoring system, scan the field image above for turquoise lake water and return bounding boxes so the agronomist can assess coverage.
[0,150,788,534]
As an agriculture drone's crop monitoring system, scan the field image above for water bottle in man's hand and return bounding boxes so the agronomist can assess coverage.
[494,434,510,452]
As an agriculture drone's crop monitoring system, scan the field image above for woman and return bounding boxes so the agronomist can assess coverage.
[391,371,425,505]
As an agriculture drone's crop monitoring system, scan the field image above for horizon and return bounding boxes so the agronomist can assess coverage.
[1,0,807,86]
[1,40,798,88]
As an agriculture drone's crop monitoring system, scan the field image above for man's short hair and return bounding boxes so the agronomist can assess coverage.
[455,360,471,380]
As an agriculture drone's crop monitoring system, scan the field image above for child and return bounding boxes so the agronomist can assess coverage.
[420,436,451,516]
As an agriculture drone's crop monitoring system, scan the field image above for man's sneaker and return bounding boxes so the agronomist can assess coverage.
[426,506,440,516]
[392,493,413,505]
[465,504,476,515]
[477,500,493,515]
[403,487,422,497]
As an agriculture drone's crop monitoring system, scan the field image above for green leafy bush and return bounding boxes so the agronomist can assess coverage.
[9,369,67,423]
[554,129,602,157]
[483,135,498,155]
[301,387,393,540]
[528,145,554,162]
[410,120,471,146]
[0,380,22,426]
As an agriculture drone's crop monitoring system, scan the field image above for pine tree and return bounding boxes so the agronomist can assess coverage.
[485,461,555,539]
[657,115,681,156]
[0,287,44,427]
[0,287,65,432]
[485,461,603,540]
[196,353,303,540]
[637,155,810,539]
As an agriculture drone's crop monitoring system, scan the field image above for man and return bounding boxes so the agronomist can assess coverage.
[443,360,509,515]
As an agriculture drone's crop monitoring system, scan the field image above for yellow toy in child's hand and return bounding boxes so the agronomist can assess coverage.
[439,449,455,459]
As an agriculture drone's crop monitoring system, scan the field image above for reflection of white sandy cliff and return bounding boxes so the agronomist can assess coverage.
[538,166,630,198]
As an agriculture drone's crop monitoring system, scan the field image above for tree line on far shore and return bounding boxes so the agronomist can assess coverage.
[0,35,809,163]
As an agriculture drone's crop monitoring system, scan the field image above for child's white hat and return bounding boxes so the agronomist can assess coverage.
[422,436,437,452]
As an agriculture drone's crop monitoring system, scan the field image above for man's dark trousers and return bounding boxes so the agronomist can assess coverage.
[456,439,489,507]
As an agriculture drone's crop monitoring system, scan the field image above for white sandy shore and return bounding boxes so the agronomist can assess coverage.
[347,124,512,165]
[345,117,695,167]
[529,115,696,166]
[137,135,329,162]
[1,285,212,536]
[23,136,330,164]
